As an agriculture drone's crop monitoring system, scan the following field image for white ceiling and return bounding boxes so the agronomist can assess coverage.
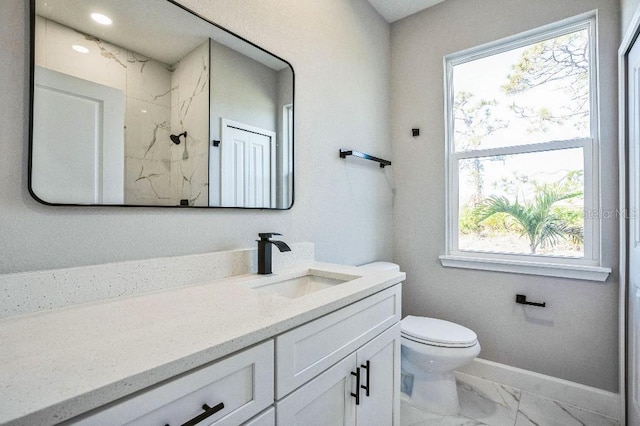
[36,0,444,65]
[367,0,446,23]
[36,0,288,69]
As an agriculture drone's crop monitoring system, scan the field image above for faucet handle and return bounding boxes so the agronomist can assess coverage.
[258,232,282,240]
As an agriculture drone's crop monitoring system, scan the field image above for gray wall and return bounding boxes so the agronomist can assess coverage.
[0,0,392,273]
[391,0,620,391]
[623,0,640,34]
[277,68,294,209]
[208,39,280,206]
[209,39,279,140]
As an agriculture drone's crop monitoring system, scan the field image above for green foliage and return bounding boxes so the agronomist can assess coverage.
[460,206,515,235]
[459,206,481,234]
[472,185,583,254]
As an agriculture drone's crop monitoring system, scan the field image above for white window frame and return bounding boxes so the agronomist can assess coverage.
[440,11,611,282]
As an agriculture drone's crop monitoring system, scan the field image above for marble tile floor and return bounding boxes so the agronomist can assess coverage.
[400,372,619,426]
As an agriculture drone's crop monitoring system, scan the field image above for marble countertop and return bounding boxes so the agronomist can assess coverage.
[0,262,404,426]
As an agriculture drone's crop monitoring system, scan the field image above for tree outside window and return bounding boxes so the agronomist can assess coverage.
[446,17,597,260]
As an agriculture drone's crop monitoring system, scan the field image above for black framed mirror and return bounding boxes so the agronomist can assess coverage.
[29,0,294,209]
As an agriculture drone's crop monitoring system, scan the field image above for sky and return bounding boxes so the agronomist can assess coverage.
[452,28,589,206]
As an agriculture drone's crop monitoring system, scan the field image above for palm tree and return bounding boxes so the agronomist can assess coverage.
[473,186,583,254]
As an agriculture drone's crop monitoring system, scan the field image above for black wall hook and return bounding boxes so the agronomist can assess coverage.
[516,294,546,307]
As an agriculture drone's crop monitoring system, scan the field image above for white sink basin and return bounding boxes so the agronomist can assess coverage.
[250,270,360,299]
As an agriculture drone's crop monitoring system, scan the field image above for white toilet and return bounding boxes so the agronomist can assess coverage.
[358,262,481,416]
[400,316,480,415]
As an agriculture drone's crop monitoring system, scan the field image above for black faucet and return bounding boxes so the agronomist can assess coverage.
[257,233,291,274]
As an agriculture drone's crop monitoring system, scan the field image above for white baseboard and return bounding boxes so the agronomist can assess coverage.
[458,358,620,420]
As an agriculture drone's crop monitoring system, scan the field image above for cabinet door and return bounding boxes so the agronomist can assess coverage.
[276,285,401,398]
[243,407,275,426]
[276,353,357,426]
[356,323,401,426]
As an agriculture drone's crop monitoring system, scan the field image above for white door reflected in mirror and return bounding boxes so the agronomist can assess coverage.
[220,119,276,208]
[32,67,124,204]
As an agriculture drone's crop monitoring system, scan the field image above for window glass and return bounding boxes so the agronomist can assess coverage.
[446,17,596,263]
[453,28,590,152]
[458,148,584,257]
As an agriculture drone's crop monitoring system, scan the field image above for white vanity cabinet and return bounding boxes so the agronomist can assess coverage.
[67,340,274,426]
[275,285,401,425]
[1,257,407,426]
[62,285,401,426]
[355,323,400,425]
[276,323,400,425]
[243,408,275,426]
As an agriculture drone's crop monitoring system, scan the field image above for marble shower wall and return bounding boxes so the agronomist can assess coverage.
[170,41,210,206]
[124,57,173,205]
[34,17,210,206]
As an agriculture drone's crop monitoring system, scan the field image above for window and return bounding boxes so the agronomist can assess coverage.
[440,13,610,281]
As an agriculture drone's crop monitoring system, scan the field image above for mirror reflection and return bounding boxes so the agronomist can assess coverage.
[31,0,294,208]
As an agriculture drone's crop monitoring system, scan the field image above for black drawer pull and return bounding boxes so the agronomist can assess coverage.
[351,368,361,405]
[360,360,370,397]
[165,401,225,426]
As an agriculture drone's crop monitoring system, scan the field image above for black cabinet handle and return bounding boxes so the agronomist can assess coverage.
[165,401,225,426]
[351,368,361,405]
[360,360,370,397]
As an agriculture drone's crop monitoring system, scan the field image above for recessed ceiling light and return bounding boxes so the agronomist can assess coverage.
[90,13,112,25]
[72,44,89,54]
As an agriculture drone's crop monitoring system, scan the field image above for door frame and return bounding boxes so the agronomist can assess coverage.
[619,5,640,424]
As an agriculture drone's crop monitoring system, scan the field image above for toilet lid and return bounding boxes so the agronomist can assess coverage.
[401,316,477,347]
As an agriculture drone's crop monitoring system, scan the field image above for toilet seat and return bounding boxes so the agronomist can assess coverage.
[401,316,478,348]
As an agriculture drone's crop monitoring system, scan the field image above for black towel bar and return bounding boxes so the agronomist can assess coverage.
[339,150,391,168]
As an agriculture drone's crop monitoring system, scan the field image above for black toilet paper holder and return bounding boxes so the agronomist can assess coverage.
[515,294,546,307]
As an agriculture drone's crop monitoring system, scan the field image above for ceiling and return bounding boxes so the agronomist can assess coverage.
[36,0,288,69]
[36,0,444,65]
[367,0,446,23]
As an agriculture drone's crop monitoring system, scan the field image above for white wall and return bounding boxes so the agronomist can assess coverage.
[0,0,391,273]
[391,0,620,391]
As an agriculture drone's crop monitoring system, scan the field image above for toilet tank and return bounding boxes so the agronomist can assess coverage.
[358,261,400,273]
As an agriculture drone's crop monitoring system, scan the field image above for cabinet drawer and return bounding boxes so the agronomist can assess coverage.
[276,285,401,398]
[69,340,274,426]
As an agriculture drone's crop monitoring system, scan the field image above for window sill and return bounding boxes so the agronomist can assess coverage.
[439,255,611,282]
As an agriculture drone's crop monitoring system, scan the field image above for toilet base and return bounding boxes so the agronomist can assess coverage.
[404,370,460,416]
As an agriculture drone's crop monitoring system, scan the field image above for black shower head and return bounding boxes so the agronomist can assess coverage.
[170,131,187,145]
